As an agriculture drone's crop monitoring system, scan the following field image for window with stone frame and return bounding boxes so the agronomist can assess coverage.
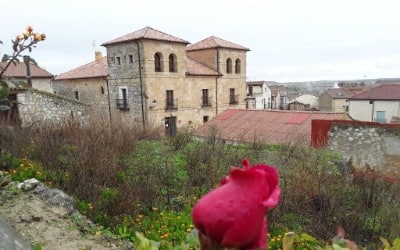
[155,52,163,72]
[235,58,241,73]
[226,58,232,73]
[229,88,238,105]
[169,54,177,72]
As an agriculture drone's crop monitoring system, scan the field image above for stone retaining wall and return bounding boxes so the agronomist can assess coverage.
[325,122,400,177]
[17,89,89,127]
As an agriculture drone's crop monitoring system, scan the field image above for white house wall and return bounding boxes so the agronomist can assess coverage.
[374,101,400,122]
[349,100,373,121]
[295,94,319,109]
[349,100,400,122]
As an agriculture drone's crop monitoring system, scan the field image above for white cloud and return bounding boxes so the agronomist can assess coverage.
[2,0,400,81]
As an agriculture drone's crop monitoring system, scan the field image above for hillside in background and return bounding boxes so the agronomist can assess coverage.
[270,77,400,96]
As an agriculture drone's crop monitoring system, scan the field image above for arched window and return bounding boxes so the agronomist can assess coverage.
[226,58,232,74]
[154,52,163,72]
[169,54,177,72]
[235,59,241,74]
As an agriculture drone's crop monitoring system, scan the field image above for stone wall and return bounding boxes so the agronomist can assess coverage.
[323,121,400,178]
[17,89,89,127]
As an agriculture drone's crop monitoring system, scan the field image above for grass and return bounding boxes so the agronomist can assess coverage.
[1,122,399,249]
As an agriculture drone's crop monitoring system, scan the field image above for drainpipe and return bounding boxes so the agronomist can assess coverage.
[103,77,112,129]
[135,40,146,132]
[371,100,375,122]
[215,48,220,115]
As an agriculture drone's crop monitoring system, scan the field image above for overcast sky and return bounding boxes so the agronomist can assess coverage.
[1,0,400,82]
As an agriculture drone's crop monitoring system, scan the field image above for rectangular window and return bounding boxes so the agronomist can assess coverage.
[116,87,129,110]
[129,55,133,64]
[166,90,175,109]
[202,89,210,107]
[203,116,209,123]
[117,57,121,65]
[248,86,253,96]
[229,88,237,105]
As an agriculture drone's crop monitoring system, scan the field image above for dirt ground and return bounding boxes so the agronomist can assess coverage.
[0,180,134,250]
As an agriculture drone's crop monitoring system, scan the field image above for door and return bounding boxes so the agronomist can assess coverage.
[165,116,177,136]
[376,111,386,123]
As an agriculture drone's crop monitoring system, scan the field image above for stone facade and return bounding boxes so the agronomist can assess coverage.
[102,27,248,134]
[17,89,89,127]
[326,122,400,177]
[53,78,110,121]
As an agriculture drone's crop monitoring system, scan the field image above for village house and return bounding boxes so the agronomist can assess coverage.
[52,52,109,120]
[0,61,53,125]
[287,93,319,111]
[53,26,249,135]
[0,61,53,92]
[348,84,400,123]
[245,81,271,109]
[269,85,288,109]
[319,88,355,112]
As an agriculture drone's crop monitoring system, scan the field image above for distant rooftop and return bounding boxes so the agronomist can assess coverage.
[325,88,355,99]
[187,36,250,51]
[102,26,189,46]
[350,84,400,100]
[1,62,53,78]
[54,55,108,80]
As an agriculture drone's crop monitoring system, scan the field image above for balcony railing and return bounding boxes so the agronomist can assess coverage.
[165,98,178,110]
[201,96,212,107]
[229,95,239,105]
[116,98,129,110]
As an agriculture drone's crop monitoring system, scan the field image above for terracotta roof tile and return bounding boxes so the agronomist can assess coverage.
[194,109,349,145]
[186,57,220,76]
[0,62,53,78]
[350,84,400,100]
[187,36,250,51]
[54,57,108,80]
[102,26,189,46]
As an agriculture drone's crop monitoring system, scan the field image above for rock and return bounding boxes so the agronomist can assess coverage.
[33,183,75,215]
[0,218,32,250]
[0,171,12,188]
[17,178,40,191]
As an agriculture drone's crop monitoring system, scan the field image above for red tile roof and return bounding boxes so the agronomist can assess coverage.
[102,26,189,46]
[54,57,108,80]
[350,84,400,100]
[187,36,250,51]
[0,62,53,78]
[194,109,349,145]
[55,55,219,79]
[186,57,220,76]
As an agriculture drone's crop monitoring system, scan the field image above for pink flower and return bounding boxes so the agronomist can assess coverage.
[192,159,281,249]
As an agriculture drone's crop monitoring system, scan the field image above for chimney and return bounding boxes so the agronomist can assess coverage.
[95,51,102,61]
